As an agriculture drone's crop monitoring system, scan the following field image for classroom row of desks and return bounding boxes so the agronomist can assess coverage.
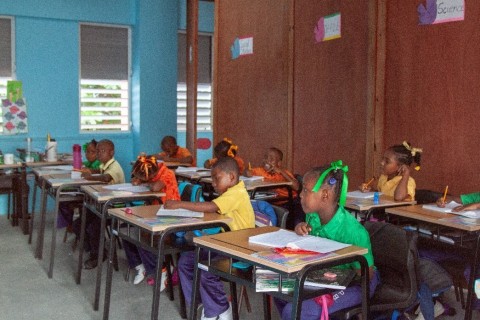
[6,162,480,320]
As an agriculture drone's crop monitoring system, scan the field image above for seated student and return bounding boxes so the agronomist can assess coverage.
[76,139,125,270]
[360,141,422,201]
[244,147,300,199]
[164,157,255,320]
[57,139,101,230]
[275,162,379,320]
[157,135,195,166]
[204,138,245,173]
[122,154,181,285]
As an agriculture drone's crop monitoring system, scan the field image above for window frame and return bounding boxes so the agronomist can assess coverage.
[177,30,214,132]
[78,22,132,133]
[0,16,15,134]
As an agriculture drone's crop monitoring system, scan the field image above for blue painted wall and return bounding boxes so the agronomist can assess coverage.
[0,0,214,214]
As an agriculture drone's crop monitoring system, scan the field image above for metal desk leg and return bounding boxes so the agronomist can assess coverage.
[262,293,271,320]
[48,187,63,278]
[28,178,39,244]
[35,180,48,259]
[230,281,239,320]
[76,206,88,284]
[151,233,167,320]
[103,219,116,320]
[189,247,202,320]
[464,235,480,320]
[94,209,108,310]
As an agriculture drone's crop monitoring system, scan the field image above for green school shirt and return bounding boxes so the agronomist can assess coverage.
[306,206,374,270]
[461,192,480,205]
[83,159,101,169]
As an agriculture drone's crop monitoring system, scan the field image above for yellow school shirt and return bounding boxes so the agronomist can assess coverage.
[212,180,255,231]
[377,174,416,200]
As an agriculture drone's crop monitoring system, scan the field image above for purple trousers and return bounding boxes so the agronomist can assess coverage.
[178,250,230,318]
[123,239,157,276]
[275,270,380,320]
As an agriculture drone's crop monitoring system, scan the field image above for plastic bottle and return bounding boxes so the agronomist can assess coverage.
[373,192,380,205]
[73,144,82,169]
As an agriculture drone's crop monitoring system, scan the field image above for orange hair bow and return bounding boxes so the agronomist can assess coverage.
[223,138,238,158]
[132,154,158,181]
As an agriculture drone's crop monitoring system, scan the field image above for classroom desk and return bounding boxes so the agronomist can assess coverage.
[34,173,103,279]
[103,205,231,320]
[385,205,480,320]
[79,184,165,311]
[345,194,416,221]
[174,167,212,183]
[130,160,191,169]
[28,164,73,243]
[191,226,369,320]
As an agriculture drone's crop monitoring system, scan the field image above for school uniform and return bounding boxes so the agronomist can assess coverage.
[249,167,297,199]
[159,147,195,166]
[275,206,379,320]
[377,174,416,199]
[178,180,254,318]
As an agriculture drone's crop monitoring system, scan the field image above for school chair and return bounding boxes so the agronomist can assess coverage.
[331,222,419,319]
[238,202,289,314]
[0,174,15,220]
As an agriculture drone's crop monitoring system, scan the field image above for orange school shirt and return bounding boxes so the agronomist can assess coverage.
[159,147,195,166]
[249,167,297,199]
[150,164,181,202]
[209,156,245,174]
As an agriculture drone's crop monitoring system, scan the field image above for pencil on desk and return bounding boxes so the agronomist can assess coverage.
[248,162,252,170]
[442,185,448,203]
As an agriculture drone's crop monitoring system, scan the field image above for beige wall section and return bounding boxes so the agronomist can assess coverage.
[384,0,479,195]
[213,0,292,172]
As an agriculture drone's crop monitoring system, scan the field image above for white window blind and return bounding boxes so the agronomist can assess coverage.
[80,24,130,132]
[177,32,213,131]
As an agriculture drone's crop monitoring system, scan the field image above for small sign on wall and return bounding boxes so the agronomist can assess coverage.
[231,37,254,60]
[314,13,341,43]
[418,0,464,25]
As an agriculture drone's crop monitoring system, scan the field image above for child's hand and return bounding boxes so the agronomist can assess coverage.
[453,203,480,212]
[164,200,179,209]
[397,164,410,177]
[294,222,311,236]
[359,183,371,192]
[131,178,141,186]
[436,197,446,208]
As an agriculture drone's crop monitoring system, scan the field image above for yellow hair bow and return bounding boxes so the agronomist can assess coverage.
[223,138,238,158]
[402,141,423,156]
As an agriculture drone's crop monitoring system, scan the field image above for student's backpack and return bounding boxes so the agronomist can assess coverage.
[251,200,277,227]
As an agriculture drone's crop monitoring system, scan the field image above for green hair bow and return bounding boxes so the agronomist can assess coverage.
[312,160,349,206]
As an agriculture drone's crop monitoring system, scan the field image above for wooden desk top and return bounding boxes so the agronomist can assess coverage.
[386,204,480,232]
[42,173,101,188]
[194,226,368,273]
[81,184,165,202]
[345,195,416,211]
[26,160,72,168]
[0,163,23,170]
[108,204,231,232]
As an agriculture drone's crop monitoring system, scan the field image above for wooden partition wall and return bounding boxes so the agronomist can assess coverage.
[214,0,479,195]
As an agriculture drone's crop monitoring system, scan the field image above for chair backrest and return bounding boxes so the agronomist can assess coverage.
[364,221,419,312]
[178,181,204,202]
[415,189,443,204]
[252,200,277,227]
[271,204,289,229]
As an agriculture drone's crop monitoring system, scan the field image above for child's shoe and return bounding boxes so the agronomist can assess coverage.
[146,267,167,292]
[415,300,445,320]
[133,264,146,285]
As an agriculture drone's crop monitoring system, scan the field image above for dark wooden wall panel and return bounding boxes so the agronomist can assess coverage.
[292,0,370,186]
[213,0,291,168]
[384,1,480,195]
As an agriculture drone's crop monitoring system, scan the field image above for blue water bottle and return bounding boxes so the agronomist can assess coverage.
[373,192,380,205]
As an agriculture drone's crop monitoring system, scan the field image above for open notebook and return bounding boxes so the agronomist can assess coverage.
[249,229,350,254]
[423,201,480,219]
[156,205,204,218]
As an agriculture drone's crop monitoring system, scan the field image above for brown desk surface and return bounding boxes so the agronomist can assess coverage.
[194,226,368,274]
[108,204,231,232]
[81,184,165,202]
[345,195,416,211]
[386,204,480,232]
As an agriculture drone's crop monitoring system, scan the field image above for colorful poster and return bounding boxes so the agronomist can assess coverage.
[6,80,23,102]
[418,0,464,25]
[2,98,28,134]
[231,36,254,60]
[314,13,341,43]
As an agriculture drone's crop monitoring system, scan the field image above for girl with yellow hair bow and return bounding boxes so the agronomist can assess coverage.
[204,138,245,173]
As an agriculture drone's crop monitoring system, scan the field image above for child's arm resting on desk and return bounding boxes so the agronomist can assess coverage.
[164,200,219,213]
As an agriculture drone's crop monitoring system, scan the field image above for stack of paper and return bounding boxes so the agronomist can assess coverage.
[103,183,150,193]
[347,191,380,199]
[423,201,480,219]
[175,166,210,173]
